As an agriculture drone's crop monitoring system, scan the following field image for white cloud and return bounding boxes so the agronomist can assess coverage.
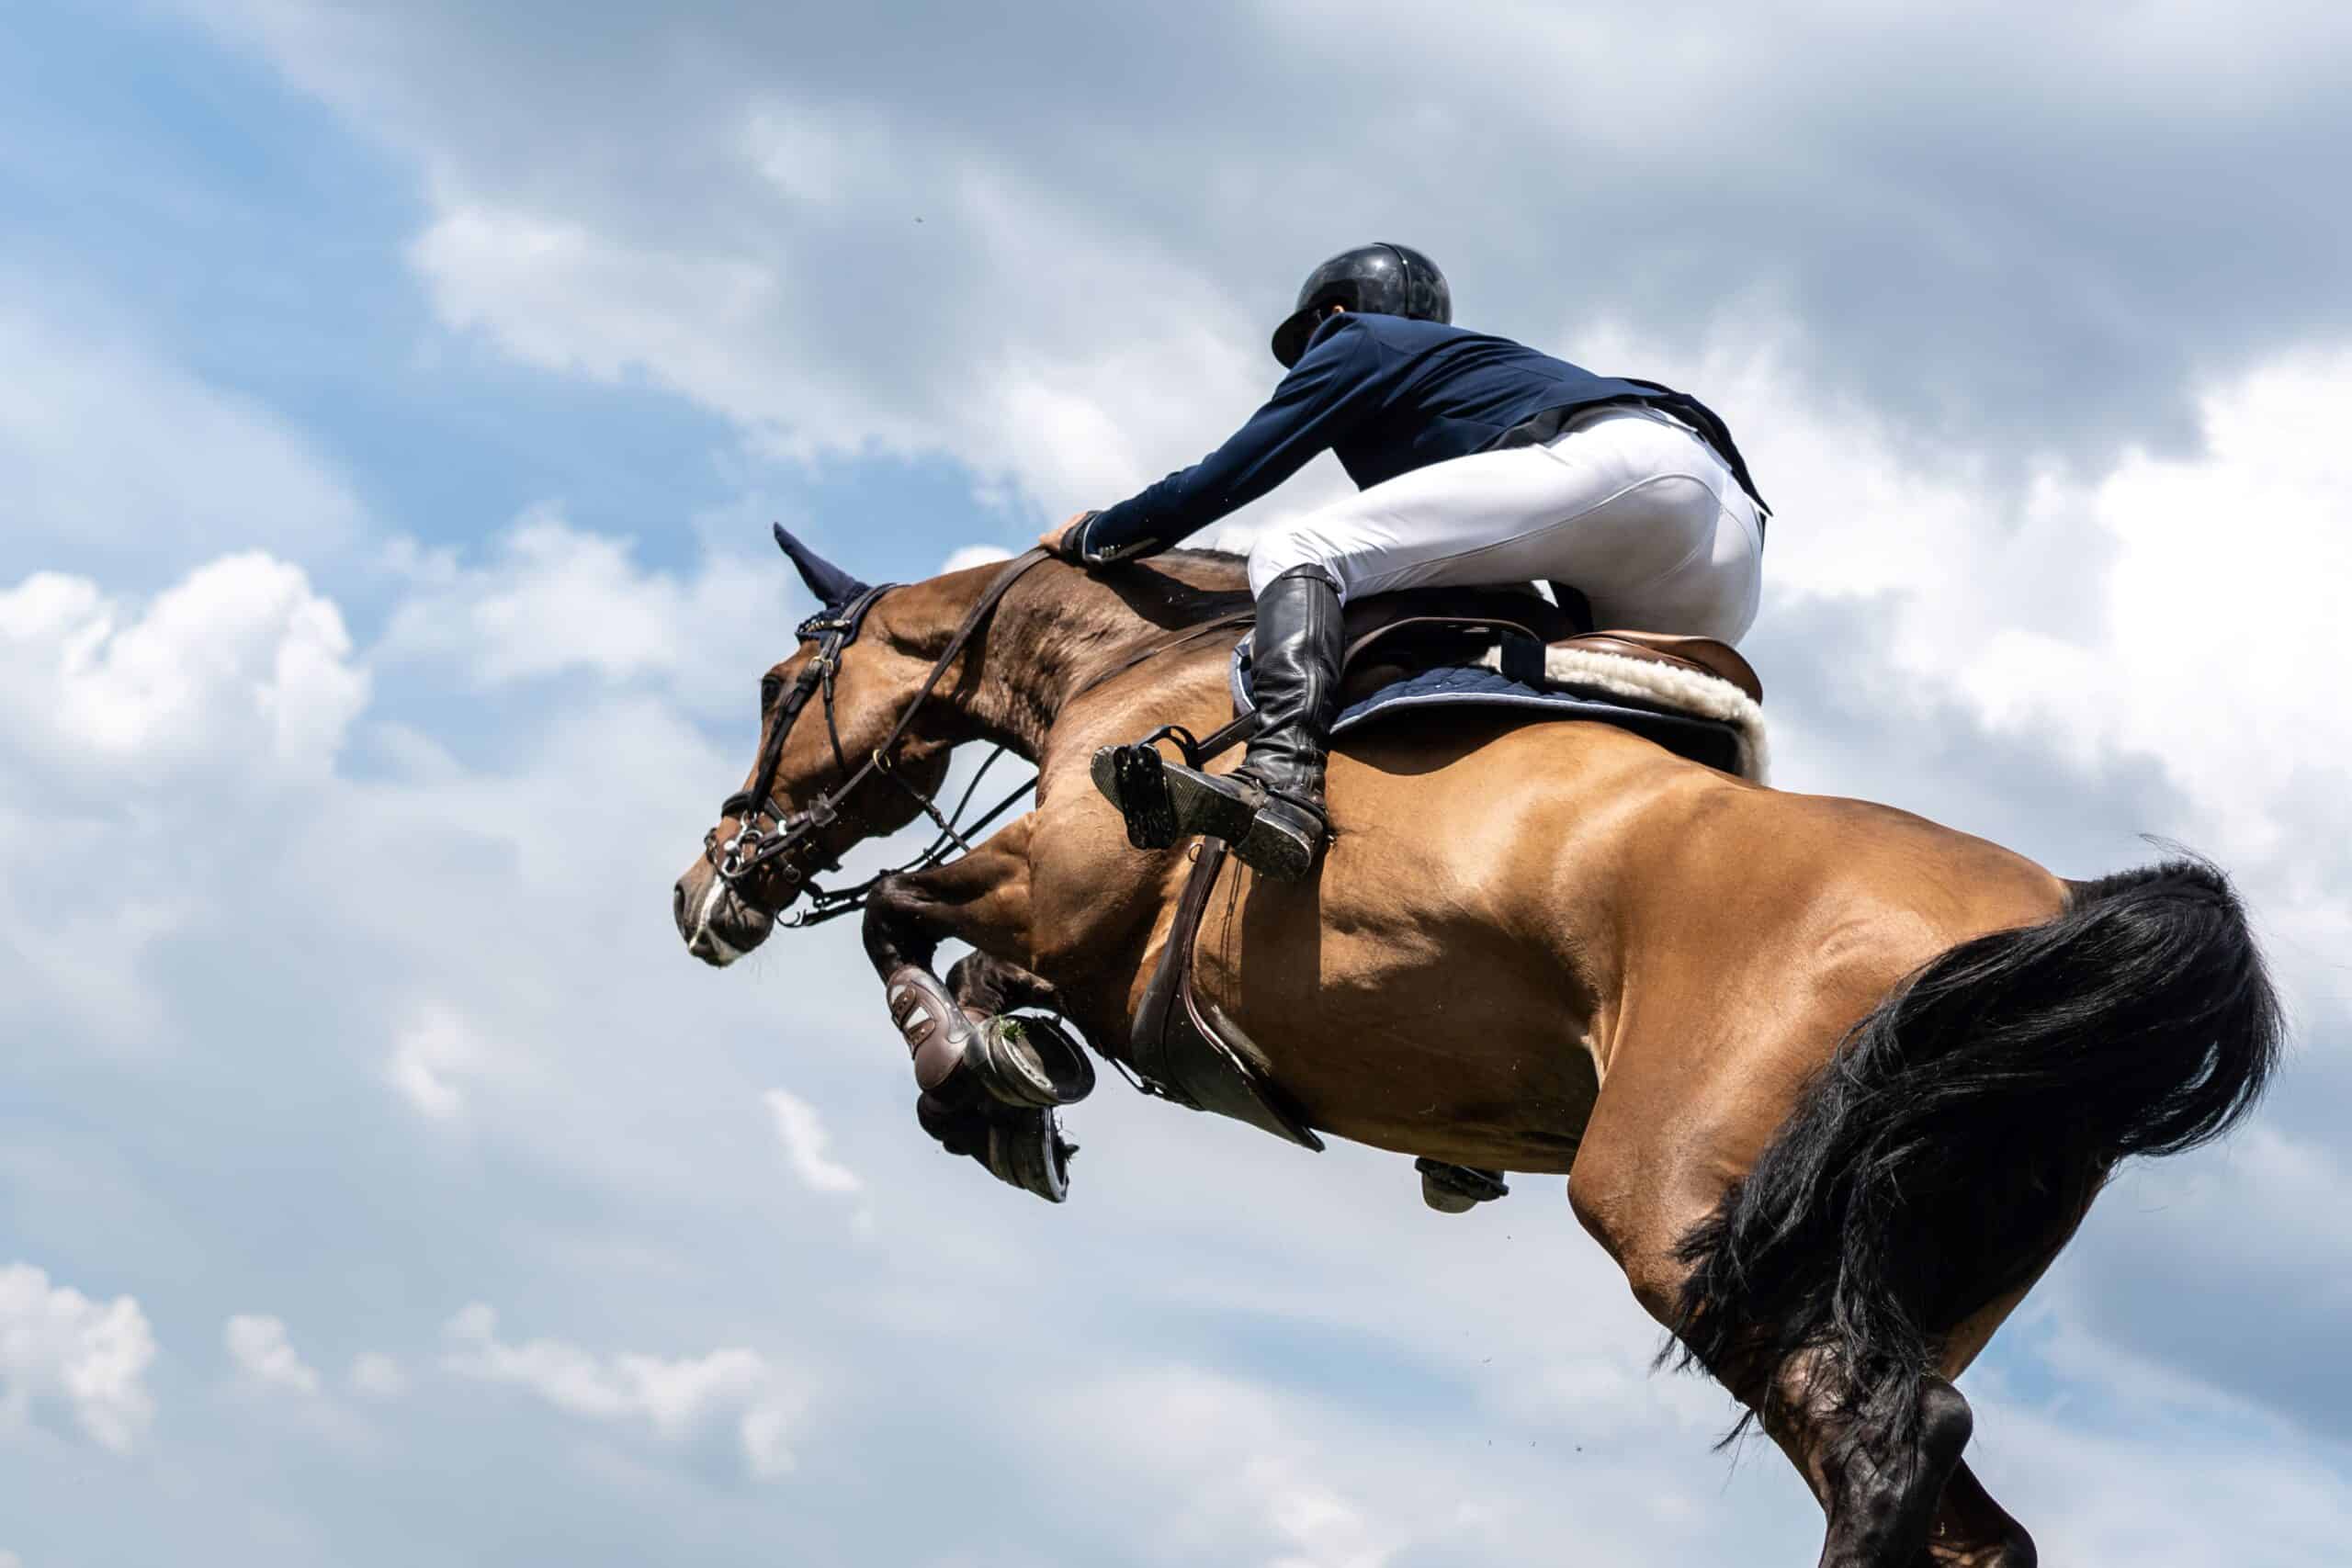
[1595,319,2352,908]
[0,552,368,785]
[347,1352,408,1400]
[387,1003,488,1122]
[939,544,1013,575]
[0,295,364,577]
[377,508,792,715]
[381,509,692,685]
[224,1314,322,1396]
[1956,348,2352,857]
[442,1304,801,1478]
[763,1089,865,1197]
[0,551,366,1055]
[0,1263,157,1454]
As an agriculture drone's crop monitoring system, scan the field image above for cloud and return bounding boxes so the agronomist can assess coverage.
[763,1089,865,1197]
[0,294,365,581]
[0,1264,157,1454]
[938,543,1013,575]
[442,1304,801,1478]
[0,552,368,787]
[224,1314,322,1396]
[386,1003,489,1121]
[0,551,370,1051]
[347,1352,409,1400]
[376,506,801,720]
[381,509,695,685]
[196,0,2352,519]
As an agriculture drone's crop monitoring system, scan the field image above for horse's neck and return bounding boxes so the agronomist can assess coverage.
[896,557,1246,761]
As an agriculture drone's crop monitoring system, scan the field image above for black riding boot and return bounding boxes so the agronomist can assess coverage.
[1098,565,1342,881]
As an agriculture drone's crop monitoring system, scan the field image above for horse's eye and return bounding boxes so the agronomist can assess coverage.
[759,674,782,715]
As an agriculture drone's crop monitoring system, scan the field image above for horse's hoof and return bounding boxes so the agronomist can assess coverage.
[914,1095,1076,1203]
[973,1012,1096,1109]
[983,1104,1077,1203]
[1418,1157,1510,1213]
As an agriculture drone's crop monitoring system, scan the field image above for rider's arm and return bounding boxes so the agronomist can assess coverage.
[1066,317,1381,565]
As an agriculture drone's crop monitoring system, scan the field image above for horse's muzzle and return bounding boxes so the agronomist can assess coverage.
[673,860,775,966]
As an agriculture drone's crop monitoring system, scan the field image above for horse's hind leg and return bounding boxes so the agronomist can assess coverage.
[1569,1114,1976,1565]
[1910,1288,2043,1567]
[1925,1461,2036,1567]
[1757,1350,1975,1568]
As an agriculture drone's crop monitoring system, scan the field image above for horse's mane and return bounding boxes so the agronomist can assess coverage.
[1109,548,1251,624]
[1151,547,1249,578]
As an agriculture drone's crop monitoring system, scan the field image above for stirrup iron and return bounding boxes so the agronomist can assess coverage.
[1093,742,1182,851]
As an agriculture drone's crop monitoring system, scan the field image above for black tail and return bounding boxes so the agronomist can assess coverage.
[1666,855,2283,1455]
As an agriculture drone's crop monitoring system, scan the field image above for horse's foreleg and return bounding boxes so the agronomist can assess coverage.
[860,815,1035,979]
[945,950,1064,1019]
[860,816,1052,1098]
[860,818,1091,1202]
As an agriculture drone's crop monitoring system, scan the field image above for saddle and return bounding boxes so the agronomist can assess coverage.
[1127,585,1768,1209]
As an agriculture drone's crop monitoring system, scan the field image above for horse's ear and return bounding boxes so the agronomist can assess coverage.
[772,522,871,607]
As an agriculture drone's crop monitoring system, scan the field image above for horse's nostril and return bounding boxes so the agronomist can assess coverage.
[673,879,689,926]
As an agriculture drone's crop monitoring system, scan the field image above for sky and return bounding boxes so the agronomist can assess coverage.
[4,2,2350,1564]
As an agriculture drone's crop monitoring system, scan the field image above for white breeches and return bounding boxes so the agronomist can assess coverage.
[1247,405,1765,645]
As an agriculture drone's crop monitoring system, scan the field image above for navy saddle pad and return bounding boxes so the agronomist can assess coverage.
[1232,639,1746,776]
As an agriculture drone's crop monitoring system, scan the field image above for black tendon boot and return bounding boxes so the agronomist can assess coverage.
[1164,565,1342,879]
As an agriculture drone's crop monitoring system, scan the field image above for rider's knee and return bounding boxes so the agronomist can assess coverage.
[1246,527,1348,600]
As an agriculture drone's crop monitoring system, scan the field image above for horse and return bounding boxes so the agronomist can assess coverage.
[671,531,2280,1568]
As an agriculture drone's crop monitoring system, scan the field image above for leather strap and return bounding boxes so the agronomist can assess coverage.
[1129,841,1323,1150]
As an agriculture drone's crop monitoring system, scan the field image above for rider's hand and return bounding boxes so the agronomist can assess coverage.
[1039,512,1092,558]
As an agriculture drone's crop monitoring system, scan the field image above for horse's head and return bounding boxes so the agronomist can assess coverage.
[673,525,957,965]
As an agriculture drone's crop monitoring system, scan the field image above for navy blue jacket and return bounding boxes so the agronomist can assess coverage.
[1074,312,1767,563]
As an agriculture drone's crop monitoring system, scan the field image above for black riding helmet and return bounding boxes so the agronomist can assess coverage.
[1270,243,1453,368]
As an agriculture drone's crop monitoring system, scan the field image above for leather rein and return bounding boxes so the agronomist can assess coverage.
[706,547,1251,930]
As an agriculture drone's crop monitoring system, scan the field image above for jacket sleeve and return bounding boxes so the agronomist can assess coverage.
[1075,318,1380,563]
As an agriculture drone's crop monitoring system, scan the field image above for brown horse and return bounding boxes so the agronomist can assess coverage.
[672,538,2280,1568]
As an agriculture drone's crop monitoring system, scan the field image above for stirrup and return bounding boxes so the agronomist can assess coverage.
[1091,743,1181,851]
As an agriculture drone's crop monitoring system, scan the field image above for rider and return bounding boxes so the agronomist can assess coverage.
[1043,243,1770,882]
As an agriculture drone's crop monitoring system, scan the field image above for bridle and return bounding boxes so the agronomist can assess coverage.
[705,546,1259,929]
[706,548,1055,927]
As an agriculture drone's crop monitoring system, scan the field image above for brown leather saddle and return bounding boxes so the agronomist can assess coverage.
[1330,587,1760,705]
[1126,586,1762,1174]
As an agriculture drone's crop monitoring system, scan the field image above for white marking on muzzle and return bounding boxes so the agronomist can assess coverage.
[692,872,745,965]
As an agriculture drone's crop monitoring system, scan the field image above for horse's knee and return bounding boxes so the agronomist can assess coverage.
[947,952,1054,1016]
[860,874,927,969]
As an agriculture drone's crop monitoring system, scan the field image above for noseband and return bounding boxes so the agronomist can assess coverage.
[706,550,1053,926]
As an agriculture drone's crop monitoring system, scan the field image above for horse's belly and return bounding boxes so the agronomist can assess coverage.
[1193,889,1599,1174]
